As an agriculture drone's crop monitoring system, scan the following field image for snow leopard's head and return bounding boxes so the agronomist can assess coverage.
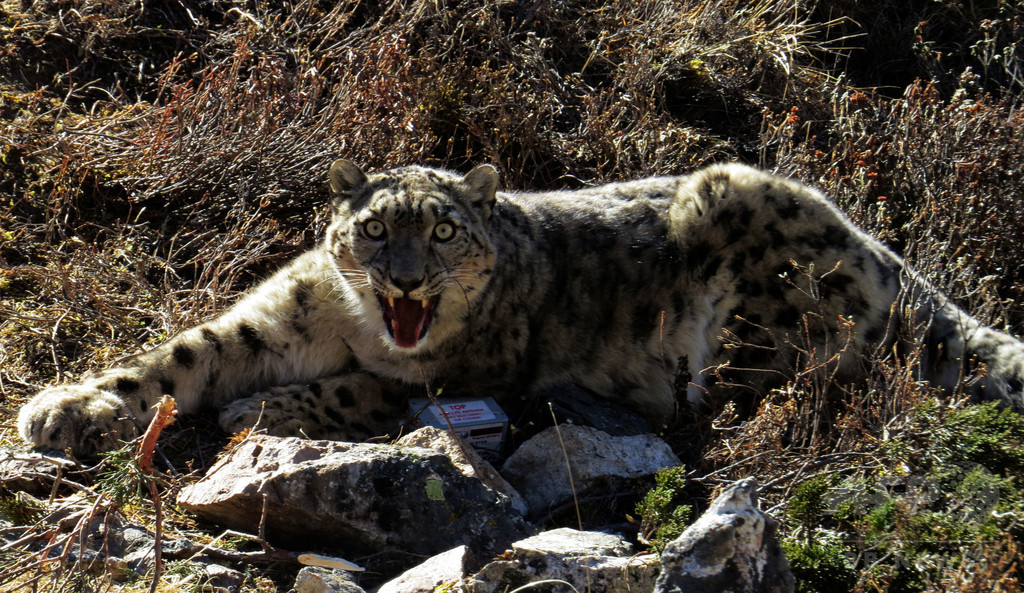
[324,159,499,352]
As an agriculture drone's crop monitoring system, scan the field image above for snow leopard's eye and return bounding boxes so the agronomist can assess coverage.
[433,222,455,242]
[363,219,386,239]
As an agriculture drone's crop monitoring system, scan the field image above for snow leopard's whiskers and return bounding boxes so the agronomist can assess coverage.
[333,268,373,290]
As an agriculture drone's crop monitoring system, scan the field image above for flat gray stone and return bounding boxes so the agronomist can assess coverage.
[294,567,366,593]
[511,528,633,558]
[500,425,681,515]
[377,545,467,593]
[467,528,659,593]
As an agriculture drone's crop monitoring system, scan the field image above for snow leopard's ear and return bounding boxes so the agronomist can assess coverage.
[329,159,368,198]
[461,164,499,217]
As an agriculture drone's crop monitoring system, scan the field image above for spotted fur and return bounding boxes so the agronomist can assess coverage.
[18,161,1024,455]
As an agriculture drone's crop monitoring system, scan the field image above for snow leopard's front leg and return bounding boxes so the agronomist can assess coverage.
[18,251,356,456]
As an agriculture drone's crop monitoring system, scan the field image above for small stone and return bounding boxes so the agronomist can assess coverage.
[500,425,681,515]
[122,525,200,569]
[377,545,467,593]
[0,448,77,496]
[467,528,658,593]
[21,500,200,582]
[199,562,246,593]
[294,567,366,593]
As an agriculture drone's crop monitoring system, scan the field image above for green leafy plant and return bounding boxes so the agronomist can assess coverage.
[635,465,693,554]
[787,476,831,545]
[95,440,151,508]
[781,533,856,593]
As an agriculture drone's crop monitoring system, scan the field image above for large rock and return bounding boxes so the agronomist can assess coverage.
[500,425,681,515]
[654,477,794,593]
[466,528,659,593]
[396,427,527,515]
[176,434,530,559]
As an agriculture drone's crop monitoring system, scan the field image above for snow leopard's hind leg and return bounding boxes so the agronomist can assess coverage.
[218,373,412,441]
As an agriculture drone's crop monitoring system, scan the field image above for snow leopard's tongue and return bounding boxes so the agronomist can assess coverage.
[382,297,435,348]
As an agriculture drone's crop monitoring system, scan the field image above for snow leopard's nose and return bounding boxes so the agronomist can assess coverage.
[390,273,424,296]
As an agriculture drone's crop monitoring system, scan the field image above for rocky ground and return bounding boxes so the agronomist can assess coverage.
[0,424,788,593]
[2,1,1024,591]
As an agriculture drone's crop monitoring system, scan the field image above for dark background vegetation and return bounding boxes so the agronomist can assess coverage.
[2,0,1024,591]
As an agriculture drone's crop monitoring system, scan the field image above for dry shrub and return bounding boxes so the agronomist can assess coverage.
[23,0,846,222]
[768,77,1024,332]
[696,305,936,487]
[419,0,842,184]
[937,537,1021,593]
[53,33,436,221]
[0,0,220,100]
[804,0,1024,97]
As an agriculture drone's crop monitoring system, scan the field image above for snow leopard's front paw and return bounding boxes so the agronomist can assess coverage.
[17,385,138,456]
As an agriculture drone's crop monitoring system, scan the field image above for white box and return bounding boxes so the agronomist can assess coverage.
[408,397,509,455]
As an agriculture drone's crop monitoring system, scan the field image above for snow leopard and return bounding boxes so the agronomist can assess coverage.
[17,160,1024,455]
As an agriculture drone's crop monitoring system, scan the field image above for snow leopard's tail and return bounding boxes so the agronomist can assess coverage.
[915,289,1024,413]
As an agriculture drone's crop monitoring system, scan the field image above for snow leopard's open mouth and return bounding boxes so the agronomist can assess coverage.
[378,296,437,348]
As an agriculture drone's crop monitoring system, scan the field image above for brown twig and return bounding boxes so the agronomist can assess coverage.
[137,396,177,474]
[136,395,176,593]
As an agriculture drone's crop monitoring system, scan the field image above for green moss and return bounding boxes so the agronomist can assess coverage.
[865,499,897,540]
[425,477,445,502]
[773,395,1024,592]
